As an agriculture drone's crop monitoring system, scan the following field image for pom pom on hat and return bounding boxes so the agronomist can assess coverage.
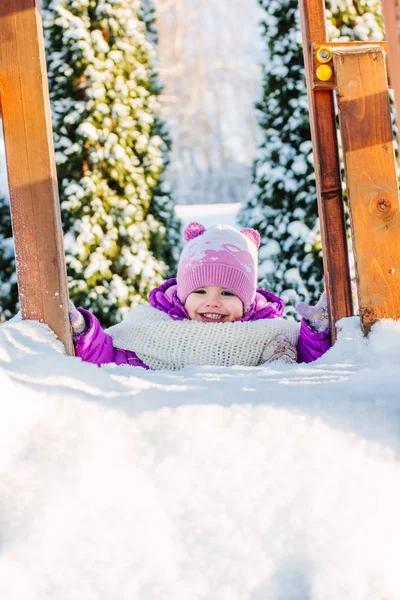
[240,228,260,249]
[183,222,206,242]
[177,223,260,312]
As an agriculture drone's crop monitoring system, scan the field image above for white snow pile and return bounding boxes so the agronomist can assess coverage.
[1,314,400,599]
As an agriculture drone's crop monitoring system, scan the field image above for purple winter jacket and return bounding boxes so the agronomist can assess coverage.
[74,278,331,368]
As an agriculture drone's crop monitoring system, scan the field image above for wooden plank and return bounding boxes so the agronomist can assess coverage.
[334,45,400,333]
[381,0,400,144]
[0,0,73,354]
[298,0,353,341]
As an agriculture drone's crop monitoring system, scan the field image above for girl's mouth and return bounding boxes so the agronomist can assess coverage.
[199,313,226,322]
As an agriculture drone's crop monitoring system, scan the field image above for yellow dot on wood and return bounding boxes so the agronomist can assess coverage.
[316,46,332,63]
[316,64,333,81]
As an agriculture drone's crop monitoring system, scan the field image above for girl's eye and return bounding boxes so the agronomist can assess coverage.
[222,291,235,297]
[193,289,206,294]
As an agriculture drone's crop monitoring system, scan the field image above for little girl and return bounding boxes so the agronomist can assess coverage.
[70,222,330,369]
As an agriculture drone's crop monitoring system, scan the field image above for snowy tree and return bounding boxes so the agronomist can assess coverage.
[327,0,384,40]
[41,0,180,327]
[0,119,18,322]
[0,194,18,323]
[237,0,321,312]
[238,0,384,312]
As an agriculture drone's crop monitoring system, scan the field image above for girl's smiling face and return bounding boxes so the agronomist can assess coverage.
[184,285,244,323]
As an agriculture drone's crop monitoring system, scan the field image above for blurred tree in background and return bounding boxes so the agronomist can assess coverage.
[238,0,384,313]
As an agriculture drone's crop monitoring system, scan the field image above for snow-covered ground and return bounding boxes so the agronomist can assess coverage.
[2,308,400,598]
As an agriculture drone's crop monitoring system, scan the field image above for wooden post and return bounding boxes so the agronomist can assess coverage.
[334,45,400,333]
[381,0,400,145]
[0,0,73,354]
[298,0,353,341]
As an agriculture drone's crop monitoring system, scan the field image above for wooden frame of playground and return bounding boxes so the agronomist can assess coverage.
[0,0,399,354]
[299,0,400,340]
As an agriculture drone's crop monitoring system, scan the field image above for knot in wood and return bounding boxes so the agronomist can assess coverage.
[377,197,391,212]
[361,306,375,323]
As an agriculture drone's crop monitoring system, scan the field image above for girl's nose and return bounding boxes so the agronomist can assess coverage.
[206,295,221,307]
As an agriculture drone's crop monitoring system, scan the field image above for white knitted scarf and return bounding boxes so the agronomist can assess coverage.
[107,305,300,370]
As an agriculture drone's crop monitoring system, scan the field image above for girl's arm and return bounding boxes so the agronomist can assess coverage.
[295,292,331,363]
[297,319,331,363]
[73,309,148,368]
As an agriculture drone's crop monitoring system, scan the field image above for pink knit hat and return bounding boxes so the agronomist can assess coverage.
[177,222,261,312]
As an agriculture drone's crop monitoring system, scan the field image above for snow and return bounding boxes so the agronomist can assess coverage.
[2,306,400,598]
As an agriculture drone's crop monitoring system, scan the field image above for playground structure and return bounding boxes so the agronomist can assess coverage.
[0,0,400,353]
[299,0,400,338]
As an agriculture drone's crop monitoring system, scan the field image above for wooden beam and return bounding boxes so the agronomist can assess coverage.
[298,0,353,341]
[334,45,400,333]
[310,42,391,90]
[381,0,400,145]
[0,0,73,354]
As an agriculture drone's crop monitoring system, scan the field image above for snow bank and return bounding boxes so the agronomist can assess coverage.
[1,315,400,599]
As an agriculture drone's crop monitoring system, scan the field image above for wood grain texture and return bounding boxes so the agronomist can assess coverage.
[0,0,73,354]
[298,0,353,341]
[334,45,400,333]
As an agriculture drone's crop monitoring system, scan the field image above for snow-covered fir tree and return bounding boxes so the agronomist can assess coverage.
[238,0,384,312]
[237,0,321,311]
[41,0,180,327]
[0,123,18,322]
[327,0,384,40]
[0,193,18,322]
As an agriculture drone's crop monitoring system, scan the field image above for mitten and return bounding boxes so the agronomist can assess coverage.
[296,292,329,333]
[260,334,297,364]
[69,301,87,336]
